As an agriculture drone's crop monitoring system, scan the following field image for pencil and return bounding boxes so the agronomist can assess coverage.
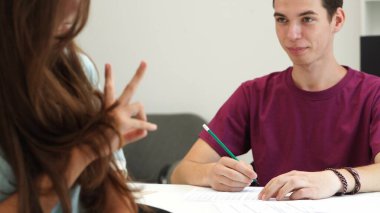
[202,124,238,160]
[202,124,258,184]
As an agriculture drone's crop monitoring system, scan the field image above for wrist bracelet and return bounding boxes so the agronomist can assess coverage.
[344,167,361,194]
[326,168,347,195]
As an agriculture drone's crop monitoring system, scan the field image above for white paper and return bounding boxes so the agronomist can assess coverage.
[134,183,380,213]
[185,187,380,213]
[185,187,261,202]
[214,202,318,213]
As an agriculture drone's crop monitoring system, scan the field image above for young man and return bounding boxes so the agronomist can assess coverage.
[171,0,380,200]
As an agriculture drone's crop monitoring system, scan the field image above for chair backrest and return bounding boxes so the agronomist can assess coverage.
[123,113,207,183]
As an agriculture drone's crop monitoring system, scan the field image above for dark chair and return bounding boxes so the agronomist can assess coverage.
[123,113,207,183]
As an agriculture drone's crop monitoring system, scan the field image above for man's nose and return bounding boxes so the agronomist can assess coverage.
[287,22,302,41]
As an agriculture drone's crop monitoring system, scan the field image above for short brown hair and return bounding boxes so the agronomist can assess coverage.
[272,0,343,21]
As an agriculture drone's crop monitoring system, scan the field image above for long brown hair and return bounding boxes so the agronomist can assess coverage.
[0,0,137,212]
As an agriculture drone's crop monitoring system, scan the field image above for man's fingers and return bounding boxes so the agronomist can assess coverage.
[119,61,147,104]
[275,179,306,200]
[216,172,251,188]
[220,157,257,180]
[259,171,307,200]
[289,188,314,200]
[259,176,287,200]
[212,182,246,192]
[215,165,252,186]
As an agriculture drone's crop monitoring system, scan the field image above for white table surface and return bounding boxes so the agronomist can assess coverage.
[132,183,380,213]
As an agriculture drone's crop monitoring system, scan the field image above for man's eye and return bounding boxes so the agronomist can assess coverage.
[302,17,314,23]
[276,17,288,23]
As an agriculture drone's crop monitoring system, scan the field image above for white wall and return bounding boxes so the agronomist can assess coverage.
[78,0,360,122]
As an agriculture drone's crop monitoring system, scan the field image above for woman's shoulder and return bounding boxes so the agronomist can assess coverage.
[0,148,83,211]
[77,53,99,87]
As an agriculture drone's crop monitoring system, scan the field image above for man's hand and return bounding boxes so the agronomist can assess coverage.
[208,157,257,192]
[258,170,342,200]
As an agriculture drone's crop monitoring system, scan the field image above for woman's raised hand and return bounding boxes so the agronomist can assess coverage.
[104,61,157,151]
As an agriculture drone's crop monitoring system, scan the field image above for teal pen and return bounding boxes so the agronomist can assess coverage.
[202,124,258,185]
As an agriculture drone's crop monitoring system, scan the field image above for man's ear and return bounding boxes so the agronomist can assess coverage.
[332,8,345,33]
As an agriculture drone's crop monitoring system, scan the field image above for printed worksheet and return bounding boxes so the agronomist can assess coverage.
[184,187,380,213]
[185,187,261,202]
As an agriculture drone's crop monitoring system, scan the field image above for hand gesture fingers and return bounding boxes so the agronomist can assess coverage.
[128,102,148,122]
[118,102,157,133]
[102,61,157,153]
[123,129,148,144]
[119,61,147,104]
[104,63,115,108]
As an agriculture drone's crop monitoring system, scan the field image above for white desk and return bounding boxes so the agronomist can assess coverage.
[132,183,380,213]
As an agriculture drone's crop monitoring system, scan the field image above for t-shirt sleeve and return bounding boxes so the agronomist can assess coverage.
[78,53,99,89]
[199,82,252,157]
[51,185,82,213]
[0,150,16,202]
[370,88,380,161]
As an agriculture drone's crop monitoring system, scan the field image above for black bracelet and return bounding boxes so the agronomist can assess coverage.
[344,167,361,194]
[326,168,347,195]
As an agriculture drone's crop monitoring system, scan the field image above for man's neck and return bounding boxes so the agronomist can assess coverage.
[291,59,347,92]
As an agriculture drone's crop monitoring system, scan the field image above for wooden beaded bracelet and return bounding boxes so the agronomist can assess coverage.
[344,167,361,194]
[326,168,348,195]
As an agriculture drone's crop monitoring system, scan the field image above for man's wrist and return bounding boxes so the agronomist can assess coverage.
[325,168,355,195]
[204,163,217,187]
[338,168,356,193]
[325,168,347,195]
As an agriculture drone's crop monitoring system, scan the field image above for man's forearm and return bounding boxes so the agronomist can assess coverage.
[170,160,214,187]
[354,163,380,193]
[336,153,380,194]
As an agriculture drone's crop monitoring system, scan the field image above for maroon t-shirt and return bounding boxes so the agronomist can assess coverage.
[200,67,380,186]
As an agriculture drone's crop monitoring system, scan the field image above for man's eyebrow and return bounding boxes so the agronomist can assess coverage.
[274,12,285,17]
[273,10,318,17]
[299,10,318,16]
